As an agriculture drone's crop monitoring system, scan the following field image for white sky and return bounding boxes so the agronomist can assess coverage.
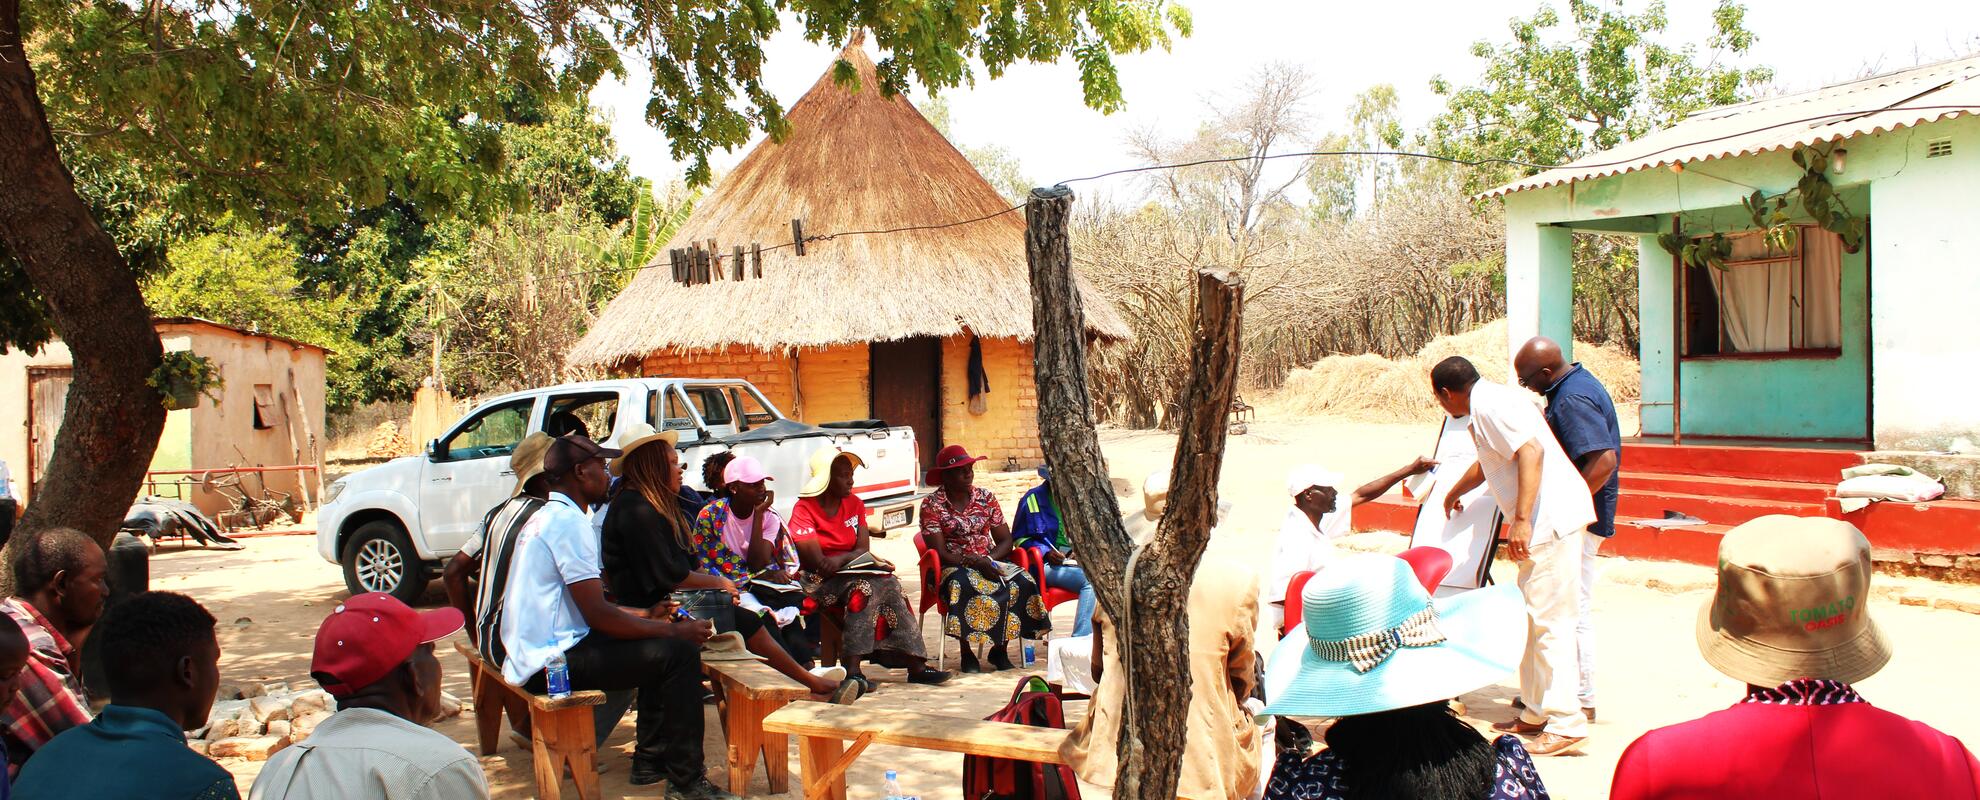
[590,1,1980,193]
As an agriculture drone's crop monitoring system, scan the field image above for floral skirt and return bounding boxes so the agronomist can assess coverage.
[940,564,1051,648]
[803,571,927,661]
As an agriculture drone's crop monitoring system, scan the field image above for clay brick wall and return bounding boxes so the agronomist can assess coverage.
[795,344,870,424]
[939,336,1041,469]
[639,347,797,412]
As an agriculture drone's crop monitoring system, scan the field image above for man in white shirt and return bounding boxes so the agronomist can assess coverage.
[1262,459,1436,634]
[497,433,732,798]
[1431,356,1596,756]
[250,593,486,800]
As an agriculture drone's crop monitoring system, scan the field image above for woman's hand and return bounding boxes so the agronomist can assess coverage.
[760,569,795,585]
[1043,549,1066,566]
[716,577,742,602]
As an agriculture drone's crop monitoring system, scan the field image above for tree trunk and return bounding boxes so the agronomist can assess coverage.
[0,0,166,558]
[1027,186,1245,800]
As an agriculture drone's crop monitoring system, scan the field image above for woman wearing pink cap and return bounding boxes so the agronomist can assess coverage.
[920,444,1050,673]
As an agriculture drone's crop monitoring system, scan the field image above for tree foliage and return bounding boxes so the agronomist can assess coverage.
[4,0,1192,356]
[1426,0,1773,192]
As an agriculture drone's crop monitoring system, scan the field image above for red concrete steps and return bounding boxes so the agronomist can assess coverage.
[1622,442,1864,484]
[1620,471,1833,504]
[1355,493,1733,566]
[1617,490,1828,527]
[1826,498,1980,554]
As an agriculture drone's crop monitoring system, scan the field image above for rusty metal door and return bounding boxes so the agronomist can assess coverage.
[869,337,942,468]
[27,367,73,499]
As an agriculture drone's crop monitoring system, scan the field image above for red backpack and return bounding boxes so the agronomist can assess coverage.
[963,676,1083,800]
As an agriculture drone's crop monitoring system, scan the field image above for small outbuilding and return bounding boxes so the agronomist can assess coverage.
[567,43,1128,469]
[0,317,329,518]
[1487,54,1980,451]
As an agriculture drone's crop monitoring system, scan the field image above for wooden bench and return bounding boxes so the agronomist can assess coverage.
[762,700,1071,800]
[454,641,607,800]
[702,658,812,795]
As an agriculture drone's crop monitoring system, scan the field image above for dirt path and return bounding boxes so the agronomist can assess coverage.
[160,414,1980,799]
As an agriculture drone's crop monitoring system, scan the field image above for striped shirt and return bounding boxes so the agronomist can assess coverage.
[0,598,90,772]
[1743,679,1864,706]
[464,496,546,669]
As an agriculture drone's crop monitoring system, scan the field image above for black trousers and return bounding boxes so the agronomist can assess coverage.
[527,632,704,784]
[752,586,820,666]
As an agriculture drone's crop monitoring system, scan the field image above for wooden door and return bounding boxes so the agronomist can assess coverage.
[27,367,73,498]
[869,337,942,468]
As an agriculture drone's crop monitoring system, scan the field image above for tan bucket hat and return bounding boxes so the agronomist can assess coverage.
[1696,515,1891,686]
[608,422,680,476]
[508,432,554,497]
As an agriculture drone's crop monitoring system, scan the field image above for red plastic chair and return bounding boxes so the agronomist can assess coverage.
[1398,546,1455,595]
[913,532,951,668]
[1281,548,1456,636]
[1281,570,1318,636]
[1013,547,1080,612]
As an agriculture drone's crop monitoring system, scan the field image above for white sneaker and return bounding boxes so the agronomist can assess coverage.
[809,665,846,682]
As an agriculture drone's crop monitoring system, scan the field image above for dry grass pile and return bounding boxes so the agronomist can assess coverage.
[1267,319,1640,423]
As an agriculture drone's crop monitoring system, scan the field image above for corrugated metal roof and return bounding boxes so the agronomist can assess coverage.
[1482,53,1980,198]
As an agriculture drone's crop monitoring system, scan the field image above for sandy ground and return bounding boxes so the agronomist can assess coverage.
[159,413,1980,800]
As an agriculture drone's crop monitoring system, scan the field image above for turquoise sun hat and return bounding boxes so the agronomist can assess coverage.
[1263,553,1523,718]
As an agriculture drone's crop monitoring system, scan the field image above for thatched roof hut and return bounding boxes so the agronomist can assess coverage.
[568,42,1127,471]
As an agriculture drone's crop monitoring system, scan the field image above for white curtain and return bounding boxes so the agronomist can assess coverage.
[1802,230,1843,349]
[1709,235,1794,353]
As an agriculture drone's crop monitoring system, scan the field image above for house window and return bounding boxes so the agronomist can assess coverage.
[1683,226,1844,357]
[251,384,279,430]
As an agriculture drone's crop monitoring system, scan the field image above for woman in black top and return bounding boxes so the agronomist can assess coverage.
[602,433,858,703]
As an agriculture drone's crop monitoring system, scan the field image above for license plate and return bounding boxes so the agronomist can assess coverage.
[883,508,910,529]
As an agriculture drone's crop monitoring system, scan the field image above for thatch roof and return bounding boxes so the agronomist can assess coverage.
[567,44,1129,370]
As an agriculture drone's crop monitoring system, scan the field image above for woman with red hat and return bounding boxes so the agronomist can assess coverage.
[920,445,1051,672]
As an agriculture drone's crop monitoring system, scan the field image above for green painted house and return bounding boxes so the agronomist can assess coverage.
[1487,54,1980,452]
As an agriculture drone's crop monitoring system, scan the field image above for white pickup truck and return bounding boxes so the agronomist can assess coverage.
[316,378,924,601]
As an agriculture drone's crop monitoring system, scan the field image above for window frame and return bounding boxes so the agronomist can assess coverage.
[1680,224,1844,362]
[435,397,536,462]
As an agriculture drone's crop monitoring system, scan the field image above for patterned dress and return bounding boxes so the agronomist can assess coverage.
[1263,733,1551,800]
[921,487,1051,649]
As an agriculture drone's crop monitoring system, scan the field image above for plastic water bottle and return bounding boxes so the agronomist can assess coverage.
[545,648,572,700]
[1023,644,1036,666]
[882,769,917,800]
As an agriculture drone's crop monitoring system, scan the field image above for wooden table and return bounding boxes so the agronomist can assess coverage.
[702,658,813,795]
[762,700,1071,800]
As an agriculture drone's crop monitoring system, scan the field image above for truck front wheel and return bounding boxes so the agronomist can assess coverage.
[341,520,427,603]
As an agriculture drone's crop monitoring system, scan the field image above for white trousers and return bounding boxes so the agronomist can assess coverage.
[1516,529,1588,738]
[1577,532,1603,708]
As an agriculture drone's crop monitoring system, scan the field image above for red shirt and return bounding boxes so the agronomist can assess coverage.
[1612,682,1980,799]
[790,495,866,555]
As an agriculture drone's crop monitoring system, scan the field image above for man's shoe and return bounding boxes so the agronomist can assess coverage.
[1583,706,1597,722]
[1526,732,1588,757]
[667,776,740,799]
[1510,697,1525,710]
[1492,718,1546,735]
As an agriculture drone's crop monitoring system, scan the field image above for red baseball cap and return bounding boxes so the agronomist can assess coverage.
[311,593,464,697]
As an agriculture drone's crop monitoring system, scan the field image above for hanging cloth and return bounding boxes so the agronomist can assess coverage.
[967,335,991,415]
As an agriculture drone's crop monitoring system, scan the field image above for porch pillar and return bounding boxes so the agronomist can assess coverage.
[1505,219,1574,365]
[1635,233,1675,436]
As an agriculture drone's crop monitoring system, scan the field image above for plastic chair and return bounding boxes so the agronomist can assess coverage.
[1281,570,1318,636]
[913,532,951,669]
[1398,546,1455,595]
[1013,546,1080,612]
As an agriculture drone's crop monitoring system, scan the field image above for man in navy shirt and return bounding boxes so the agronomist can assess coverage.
[1516,336,1620,722]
